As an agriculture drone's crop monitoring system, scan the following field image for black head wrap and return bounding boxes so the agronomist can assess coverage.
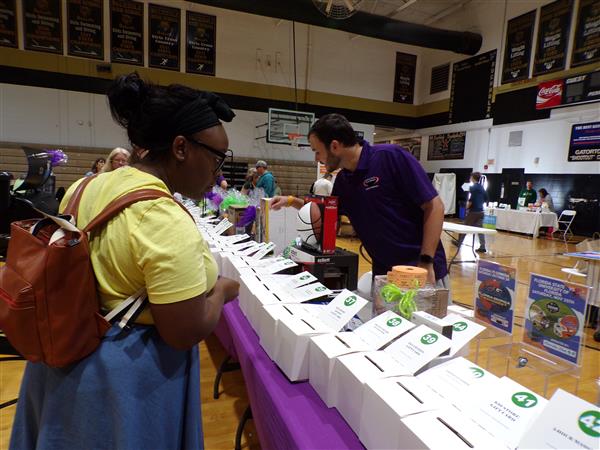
[168,91,235,137]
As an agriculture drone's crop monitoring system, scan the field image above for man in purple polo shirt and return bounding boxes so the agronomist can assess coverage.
[271,113,448,287]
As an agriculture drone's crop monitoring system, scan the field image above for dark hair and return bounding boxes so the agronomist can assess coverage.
[539,188,548,197]
[107,72,234,160]
[308,113,358,148]
[90,157,105,173]
[471,172,481,182]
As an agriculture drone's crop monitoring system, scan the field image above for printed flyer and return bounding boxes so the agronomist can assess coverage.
[524,274,589,365]
[474,260,516,334]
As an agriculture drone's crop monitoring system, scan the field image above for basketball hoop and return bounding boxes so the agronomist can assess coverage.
[288,133,302,150]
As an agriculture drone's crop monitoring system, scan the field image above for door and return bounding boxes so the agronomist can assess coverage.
[500,168,525,208]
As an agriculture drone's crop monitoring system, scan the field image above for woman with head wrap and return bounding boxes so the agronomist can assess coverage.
[10,73,239,450]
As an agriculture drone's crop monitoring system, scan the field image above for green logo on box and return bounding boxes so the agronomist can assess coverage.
[453,321,468,332]
[420,333,438,345]
[470,367,484,378]
[511,392,538,408]
[300,274,310,280]
[578,410,600,437]
[316,286,326,292]
[387,318,402,327]
[344,296,357,307]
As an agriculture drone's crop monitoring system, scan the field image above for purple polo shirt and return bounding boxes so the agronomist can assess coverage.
[332,141,448,280]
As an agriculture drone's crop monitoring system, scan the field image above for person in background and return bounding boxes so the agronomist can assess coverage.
[215,170,228,190]
[101,147,131,173]
[456,172,488,253]
[85,157,105,176]
[241,168,258,195]
[271,113,447,287]
[255,160,276,197]
[9,72,239,449]
[536,188,554,212]
[518,180,537,208]
[313,172,334,196]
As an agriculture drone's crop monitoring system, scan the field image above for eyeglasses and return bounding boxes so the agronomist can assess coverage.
[186,137,232,173]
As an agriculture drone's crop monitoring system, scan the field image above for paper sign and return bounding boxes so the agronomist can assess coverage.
[231,241,256,251]
[211,219,233,235]
[252,242,276,260]
[354,310,415,350]
[291,282,333,303]
[444,314,487,353]
[255,258,298,274]
[417,357,499,411]
[223,234,250,244]
[317,290,368,331]
[238,242,262,256]
[523,274,589,365]
[384,325,452,374]
[474,260,516,334]
[465,377,548,449]
[282,271,318,289]
[518,388,600,450]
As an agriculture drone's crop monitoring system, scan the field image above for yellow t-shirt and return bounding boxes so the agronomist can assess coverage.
[60,167,217,324]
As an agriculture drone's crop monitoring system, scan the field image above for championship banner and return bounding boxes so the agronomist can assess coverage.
[23,0,63,54]
[110,0,144,65]
[571,0,600,67]
[0,0,17,48]
[568,121,600,162]
[501,10,536,84]
[391,136,421,160]
[393,52,416,104]
[524,274,589,365]
[186,11,216,76]
[533,0,574,76]
[149,3,180,71]
[67,0,104,60]
[427,132,465,161]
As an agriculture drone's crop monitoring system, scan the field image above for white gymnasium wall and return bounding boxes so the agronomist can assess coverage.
[417,103,600,175]
[0,83,374,163]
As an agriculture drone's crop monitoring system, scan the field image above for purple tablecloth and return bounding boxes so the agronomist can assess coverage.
[222,300,364,450]
[213,312,238,360]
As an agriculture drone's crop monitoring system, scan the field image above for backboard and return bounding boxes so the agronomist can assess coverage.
[267,108,315,146]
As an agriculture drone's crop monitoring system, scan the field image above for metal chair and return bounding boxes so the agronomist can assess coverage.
[552,210,576,241]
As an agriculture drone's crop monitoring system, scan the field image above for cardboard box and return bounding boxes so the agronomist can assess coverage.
[417,356,499,411]
[399,408,504,450]
[331,351,408,432]
[308,310,414,406]
[359,376,449,449]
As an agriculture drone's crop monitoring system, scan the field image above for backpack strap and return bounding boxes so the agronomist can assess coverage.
[63,174,97,219]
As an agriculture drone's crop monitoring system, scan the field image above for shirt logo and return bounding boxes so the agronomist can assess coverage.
[363,176,380,190]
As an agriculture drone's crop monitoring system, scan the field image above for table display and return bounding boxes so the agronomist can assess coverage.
[485,208,559,237]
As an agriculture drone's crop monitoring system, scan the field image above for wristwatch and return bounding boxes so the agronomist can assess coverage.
[419,254,434,264]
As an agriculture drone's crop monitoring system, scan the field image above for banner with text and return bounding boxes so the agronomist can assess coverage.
[23,0,63,54]
[568,121,600,162]
[571,0,600,67]
[110,0,144,65]
[427,132,466,160]
[67,0,104,60]
[501,10,536,84]
[523,274,589,365]
[149,3,180,71]
[186,11,216,76]
[533,0,574,76]
[393,52,416,104]
[0,0,17,48]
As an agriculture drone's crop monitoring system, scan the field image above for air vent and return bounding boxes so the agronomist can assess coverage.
[508,130,523,147]
[430,63,450,94]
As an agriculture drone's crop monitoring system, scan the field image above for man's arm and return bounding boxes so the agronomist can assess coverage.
[270,195,305,210]
[419,196,445,284]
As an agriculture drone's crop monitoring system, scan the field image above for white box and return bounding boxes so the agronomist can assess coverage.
[518,388,600,450]
[359,376,449,450]
[272,291,368,381]
[399,408,504,450]
[275,314,333,381]
[411,311,454,356]
[417,356,499,411]
[444,313,487,356]
[257,304,295,360]
[331,351,408,432]
[308,332,373,407]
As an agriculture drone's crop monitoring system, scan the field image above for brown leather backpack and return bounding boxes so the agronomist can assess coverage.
[0,176,172,367]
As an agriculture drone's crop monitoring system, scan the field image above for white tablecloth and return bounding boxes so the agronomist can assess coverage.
[485,208,559,238]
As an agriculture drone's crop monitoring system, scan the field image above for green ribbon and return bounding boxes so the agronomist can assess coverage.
[380,283,418,319]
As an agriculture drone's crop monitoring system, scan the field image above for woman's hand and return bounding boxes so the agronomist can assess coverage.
[215,277,239,302]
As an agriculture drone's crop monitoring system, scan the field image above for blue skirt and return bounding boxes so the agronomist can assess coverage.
[10,325,203,450]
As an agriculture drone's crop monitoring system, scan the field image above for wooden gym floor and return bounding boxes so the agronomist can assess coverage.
[1,228,599,449]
